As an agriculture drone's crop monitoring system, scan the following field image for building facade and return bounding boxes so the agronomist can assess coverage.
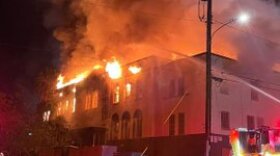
[46,54,280,156]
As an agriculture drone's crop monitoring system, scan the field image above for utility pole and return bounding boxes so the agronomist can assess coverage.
[205,0,212,155]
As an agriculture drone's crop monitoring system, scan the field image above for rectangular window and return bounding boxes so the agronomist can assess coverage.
[178,113,185,135]
[72,98,76,113]
[91,91,99,108]
[251,89,259,101]
[169,114,175,136]
[221,111,230,130]
[126,83,132,98]
[247,115,255,129]
[113,85,120,104]
[177,78,185,96]
[57,102,62,116]
[85,94,90,110]
[65,100,69,112]
[257,117,264,128]
[43,110,51,122]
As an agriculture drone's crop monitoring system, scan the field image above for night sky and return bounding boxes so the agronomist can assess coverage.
[0,0,60,109]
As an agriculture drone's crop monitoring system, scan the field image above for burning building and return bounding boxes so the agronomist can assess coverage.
[37,0,280,155]
[41,52,280,156]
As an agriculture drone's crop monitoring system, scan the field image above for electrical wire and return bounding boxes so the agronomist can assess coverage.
[212,19,280,46]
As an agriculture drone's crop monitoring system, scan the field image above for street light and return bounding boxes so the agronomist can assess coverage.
[205,1,250,155]
[212,12,250,37]
[237,12,250,24]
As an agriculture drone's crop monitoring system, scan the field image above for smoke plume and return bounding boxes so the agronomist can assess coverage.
[45,0,280,80]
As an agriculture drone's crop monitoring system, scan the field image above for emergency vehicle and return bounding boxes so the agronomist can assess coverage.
[230,127,280,156]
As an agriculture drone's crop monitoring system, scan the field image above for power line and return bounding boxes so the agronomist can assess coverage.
[213,19,280,46]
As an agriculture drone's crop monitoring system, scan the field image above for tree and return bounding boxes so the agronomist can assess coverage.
[3,68,72,155]
[35,67,59,113]
[7,117,71,156]
[0,91,25,155]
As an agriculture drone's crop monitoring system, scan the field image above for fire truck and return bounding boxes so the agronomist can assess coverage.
[230,127,280,156]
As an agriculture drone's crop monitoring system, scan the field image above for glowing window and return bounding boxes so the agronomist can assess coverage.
[43,110,51,121]
[92,91,99,108]
[126,83,132,97]
[113,85,120,104]
[65,100,69,112]
[85,94,91,110]
[85,91,99,110]
[72,87,76,93]
[46,110,51,121]
[43,112,47,121]
[59,92,63,97]
[72,98,76,113]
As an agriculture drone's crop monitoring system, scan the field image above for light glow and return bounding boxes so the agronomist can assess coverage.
[128,66,142,74]
[59,92,63,97]
[72,87,76,93]
[126,83,132,97]
[93,64,103,70]
[113,85,120,104]
[237,12,250,24]
[105,59,122,79]
[73,98,76,113]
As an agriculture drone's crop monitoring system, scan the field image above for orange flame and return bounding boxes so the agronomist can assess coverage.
[128,66,141,74]
[93,64,103,70]
[105,59,122,79]
[56,63,105,90]
[56,71,89,90]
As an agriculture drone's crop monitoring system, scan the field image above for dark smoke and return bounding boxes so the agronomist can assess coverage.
[45,0,280,82]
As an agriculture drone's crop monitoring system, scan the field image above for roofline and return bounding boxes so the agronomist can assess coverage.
[192,52,237,61]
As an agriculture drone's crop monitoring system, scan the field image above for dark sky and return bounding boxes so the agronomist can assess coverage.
[0,0,60,109]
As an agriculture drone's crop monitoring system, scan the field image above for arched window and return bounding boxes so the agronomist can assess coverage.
[133,110,142,138]
[121,111,131,139]
[111,114,119,140]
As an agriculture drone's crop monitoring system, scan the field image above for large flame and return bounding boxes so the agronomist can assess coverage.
[56,64,104,90]
[105,59,122,79]
[56,71,89,90]
[128,66,141,74]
